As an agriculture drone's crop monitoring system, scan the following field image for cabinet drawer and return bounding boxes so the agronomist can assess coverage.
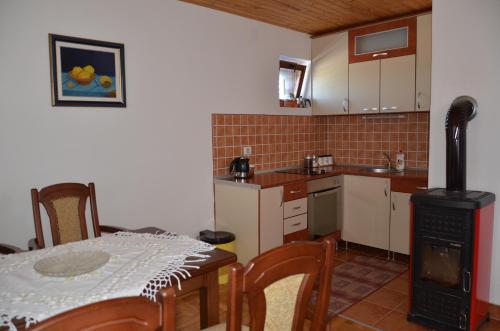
[283,182,307,201]
[391,177,428,194]
[284,198,307,218]
[284,214,308,235]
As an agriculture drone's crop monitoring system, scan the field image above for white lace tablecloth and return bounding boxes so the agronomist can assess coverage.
[0,232,214,330]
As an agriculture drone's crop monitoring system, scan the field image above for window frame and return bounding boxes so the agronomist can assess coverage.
[279,60,307,101]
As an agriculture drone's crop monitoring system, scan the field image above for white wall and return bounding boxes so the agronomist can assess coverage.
[0,0,310,247]
[430,0,500,304]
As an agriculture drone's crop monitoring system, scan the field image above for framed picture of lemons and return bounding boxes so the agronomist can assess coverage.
[49,34,126,107]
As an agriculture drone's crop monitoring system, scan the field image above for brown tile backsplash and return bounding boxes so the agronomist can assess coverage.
[212,112,429,176]
[328,112,429,169]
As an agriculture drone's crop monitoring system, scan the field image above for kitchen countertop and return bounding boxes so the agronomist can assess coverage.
[214,165,428,189]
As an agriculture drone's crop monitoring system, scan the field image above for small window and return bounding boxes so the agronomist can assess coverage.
[278,57,310,108]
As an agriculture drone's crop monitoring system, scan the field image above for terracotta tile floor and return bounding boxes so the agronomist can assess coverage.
[176,243,500,330]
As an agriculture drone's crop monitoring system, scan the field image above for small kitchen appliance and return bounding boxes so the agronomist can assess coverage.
[303,155,319,168]
[229,156,253,178]
[408,96,495,331]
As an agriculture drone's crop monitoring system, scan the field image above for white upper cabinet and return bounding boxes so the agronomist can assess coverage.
[349,60,380,114]
[312,32,349,115]
[380,55,416,113]
[311,14,431,116]
[416,14,432,111]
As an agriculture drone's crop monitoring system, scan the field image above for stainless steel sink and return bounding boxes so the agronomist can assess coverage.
[366,167,402,174]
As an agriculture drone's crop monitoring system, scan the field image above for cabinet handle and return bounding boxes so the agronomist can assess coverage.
[384,183,388,197]
[280,187,283,207]
[342,98,348,113]
[372,52,388,58]
[371,107,378,111]
[290,190,301,194]
[417,92,422,110]
[382,106,389,111]
[362,107,369,112]
[416,186,428,190]
[292,206,301,210]
[392,202,396,211]
[382,106,398,111]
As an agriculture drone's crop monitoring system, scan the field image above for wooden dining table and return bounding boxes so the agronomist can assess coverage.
[5,227,237,330]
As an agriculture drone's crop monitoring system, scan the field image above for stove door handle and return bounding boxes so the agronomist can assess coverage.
[463,271,471,293]
[459,312,467,330]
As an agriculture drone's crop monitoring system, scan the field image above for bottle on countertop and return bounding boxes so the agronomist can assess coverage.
[395,150,405,171]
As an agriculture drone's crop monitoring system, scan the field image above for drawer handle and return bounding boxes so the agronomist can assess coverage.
[292,222,302,226]
[289,190,301,194]
[292,206,301,210]
[416,186,428,190]
[372,52,388,57]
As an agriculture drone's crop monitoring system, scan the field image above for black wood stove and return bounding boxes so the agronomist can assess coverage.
[408,96,495,330]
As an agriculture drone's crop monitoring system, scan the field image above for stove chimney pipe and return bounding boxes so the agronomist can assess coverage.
[445,96,477,191]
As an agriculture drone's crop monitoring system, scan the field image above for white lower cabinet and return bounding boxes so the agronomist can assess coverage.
[390,192,411,254]
[260,186,285,253]
[214,183,283,264]
[342,175,413,255]
[342,175,391,250]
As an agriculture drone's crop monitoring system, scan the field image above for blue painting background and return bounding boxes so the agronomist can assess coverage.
[60,47,117,97]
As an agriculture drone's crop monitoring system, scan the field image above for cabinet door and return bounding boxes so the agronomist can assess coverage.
[416,14,432,111]
[342,175,390,250]
[380,55,416,112]
[349,17,416,63]
[259,186,284,254]
[390,192,411,255]
[215,184,259,265]
[349,60,380,114]
[312,32,349,115]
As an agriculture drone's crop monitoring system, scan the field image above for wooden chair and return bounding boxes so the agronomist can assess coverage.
[0,243,23,254]
[30,183,125,249]
[27,287,176,331]
[207,239,335,331]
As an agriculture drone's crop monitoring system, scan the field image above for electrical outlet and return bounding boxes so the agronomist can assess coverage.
[243,146,252,156]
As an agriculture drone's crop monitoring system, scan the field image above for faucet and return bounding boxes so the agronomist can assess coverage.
[382,152,392,169]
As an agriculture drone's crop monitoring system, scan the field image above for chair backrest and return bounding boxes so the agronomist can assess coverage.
[226,239,334,331]
[27,287,176,331]
[31,183,101,248]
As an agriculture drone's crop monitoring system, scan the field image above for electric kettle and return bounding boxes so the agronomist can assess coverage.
[229,157,252,178]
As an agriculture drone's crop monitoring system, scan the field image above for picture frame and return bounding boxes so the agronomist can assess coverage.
[49,34,126,107]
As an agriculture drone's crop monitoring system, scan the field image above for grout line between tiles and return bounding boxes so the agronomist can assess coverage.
[337,314,383,331]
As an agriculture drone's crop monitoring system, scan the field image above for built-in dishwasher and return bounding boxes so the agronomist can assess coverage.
[307,176,342,239]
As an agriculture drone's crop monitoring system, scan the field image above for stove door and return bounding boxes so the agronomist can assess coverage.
[420,239,462,289]
[411,236,472,330]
